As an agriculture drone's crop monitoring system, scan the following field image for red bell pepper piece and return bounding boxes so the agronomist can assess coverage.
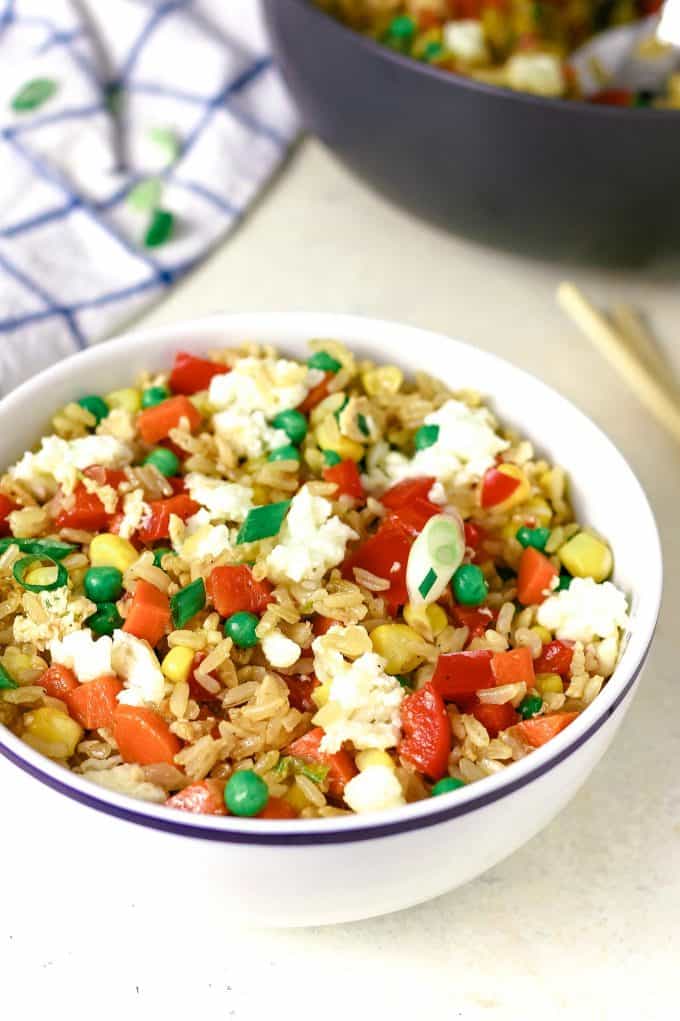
[206,564,273,619]
[491,646,535,687]
[480,466,521,509]
[451,603,495,640]
[122,578,172,647]
[398,682,451,780]
[82,465,127,489]
[168,351,229,395]
[136,493,200,543]
[187,651,219,703]
[166,779,227,815]
[285,674,320,713]
[137,395,202,445]
[534,639,573,677]
[381,477,436,510]
[469,701,519,737]
[343,518,412,612]
[39,663,79,700]
[590,88,633,107]
[287,726,357,800]
[517,547,558,606]
[464,520,486,550]
[66,674,123,730]
[0,493,17,537]
[431,649,495,700]
[54,482,113,531]
[313,614,338,637]
[297,373,331,414]
[322,459,364,500]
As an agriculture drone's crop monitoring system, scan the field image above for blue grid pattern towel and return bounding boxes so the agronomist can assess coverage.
[0,0,299,396]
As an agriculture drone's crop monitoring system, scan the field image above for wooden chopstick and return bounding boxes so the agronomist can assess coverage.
[609,303,672,382]
[557,281,680,445]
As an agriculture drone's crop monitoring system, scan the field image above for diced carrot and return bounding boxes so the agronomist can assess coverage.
[258,795,297,819]
[165,779,227,815]
[287,726,357,800]
[491,646,535,687]
[137,395,201,445]
[297,373,331,414]
[113,704,181,765]
[39,663,79,700]
[66,674,122,729]
[514,711,579,748]
[122,578,171,647]
[136,493,200,543]
[469,701,519,738]
[517,547,558,606]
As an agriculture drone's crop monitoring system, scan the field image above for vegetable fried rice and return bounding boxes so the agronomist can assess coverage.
[0,341,629,819]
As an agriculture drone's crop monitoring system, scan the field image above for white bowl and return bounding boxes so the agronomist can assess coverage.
[0,314,661,927]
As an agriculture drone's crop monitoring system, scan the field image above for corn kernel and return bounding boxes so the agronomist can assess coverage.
[531,625,552,645]
[162,646,195,684]
[311,681,330,708]
[25,565,59,588]
[403,602,448,639]
[89,533,139,573]
[370,623,428,675]
[315,415,364,462]
[523,497,553,527]
[536,673,564,695]
[558,531,612,583]
[355,749,395,772]
[22,707,83,759]
[361,365,403,397]
[180,524,214,561]
[105,387,141,414]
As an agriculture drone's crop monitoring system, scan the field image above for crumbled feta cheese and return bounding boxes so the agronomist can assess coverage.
[83,763,166,803]
[212,408,288,459]
[363,399,509,494]
[428,481,447,505]
[265,485,357,585]
[343,765,405,814]
[209,356,324,418]
[506,53,565,97]
[13,588,97,650]
[111,630,166,706]
[537,578,629,644]
[184,473,253,522]
[10,435,133,493]
[443,19,489,65]
[180,518,233,561]
[118,488,151,540]
[50,628,113,682]
[312,626,404,753]
[261,630,301,669]
[594,635,619,677]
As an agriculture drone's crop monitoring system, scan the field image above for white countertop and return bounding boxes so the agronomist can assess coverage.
[4,141,678,1019]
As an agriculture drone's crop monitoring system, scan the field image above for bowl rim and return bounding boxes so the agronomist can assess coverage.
[276,0,680,120]
[0,312,663,845]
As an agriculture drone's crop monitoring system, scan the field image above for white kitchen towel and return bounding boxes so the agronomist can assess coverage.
[0,0,299,396]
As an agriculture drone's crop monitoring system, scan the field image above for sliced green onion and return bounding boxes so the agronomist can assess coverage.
[406,512,465,607]
[0,663,18,690]
[236,500,291,544]
[170,577,206,628]
[357,413,370,437]
[307,350,342,373]
[13,554,67,592]
[0,537,76,559]
[275,755,329,785]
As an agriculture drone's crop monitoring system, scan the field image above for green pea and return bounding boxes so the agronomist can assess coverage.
[519,694,543,720]
[224,769,269,817]
[86,602,123,636]
[414,424,439,451]
[153,547,175,569]
[224,611,259,648]
[144,447,180,477]
[84,566,123,604]
[141,386,169,409]
[516,526,551,551]
[267,444,300,463]
[431,777,465,796]
[386,14,415,41]
[307,350,342,373]
[77,395,109,424]
[452,563,488,607]
[323,450,342,466]
[272,408,307,446]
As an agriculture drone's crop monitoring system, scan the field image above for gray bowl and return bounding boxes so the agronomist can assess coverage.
[263,0,680,263]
